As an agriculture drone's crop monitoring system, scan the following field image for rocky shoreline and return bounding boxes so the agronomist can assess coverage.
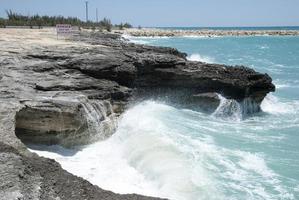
[0,28,275,199]
[121,28,299,37]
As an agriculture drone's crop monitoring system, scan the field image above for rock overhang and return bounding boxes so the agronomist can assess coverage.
[0,29,276,200]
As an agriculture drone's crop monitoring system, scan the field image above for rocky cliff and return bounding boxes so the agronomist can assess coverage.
[0,29,275,200]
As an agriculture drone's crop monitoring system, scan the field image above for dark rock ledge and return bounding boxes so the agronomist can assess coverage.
[0,31,275,200]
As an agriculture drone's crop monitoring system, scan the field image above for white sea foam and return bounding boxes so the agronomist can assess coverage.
[121,34,131,40]
[187,53,215,63]
[261,94,299,115]
[30,137,159,197]
[212,95,260,121]
[114,101,221,200]
[122,34,171,45]
[30,101,221,200]
[237,152,274,178]
[128,39,151,45]
[29,101,297,200]
[276,84,291,89]
[212,95,243,121]
[122,34,151,44]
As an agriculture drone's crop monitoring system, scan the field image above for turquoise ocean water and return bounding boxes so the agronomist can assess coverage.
[31,31,299,200]
[156,26,299,31]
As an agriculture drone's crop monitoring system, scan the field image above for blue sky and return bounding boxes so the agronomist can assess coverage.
[1,0,299,27]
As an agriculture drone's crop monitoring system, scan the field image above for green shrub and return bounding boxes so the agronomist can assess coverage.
[123,23,132,29]
[99,18,112,32]
[1,10,131,31]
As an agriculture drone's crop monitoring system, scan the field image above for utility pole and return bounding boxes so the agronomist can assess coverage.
[96,8,98,23]
[85,1,89,22]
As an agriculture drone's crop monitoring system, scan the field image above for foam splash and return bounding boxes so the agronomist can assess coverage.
[38,95,117,145]
[122,34,149,44]
[29,100,298,200]
[261,94,299,115]
[212,95,260,121]
[187,53,215,63]
[122,34,170,45]
[238,152,275,178]
[115,101,220,200]
[30,101,221,199]
[80,99,117,141]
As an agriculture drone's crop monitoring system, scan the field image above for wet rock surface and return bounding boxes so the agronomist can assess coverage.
[0,29,275,199]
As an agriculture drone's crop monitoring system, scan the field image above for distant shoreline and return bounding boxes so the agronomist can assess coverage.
[150,26,299,30]
[121,28,299,37]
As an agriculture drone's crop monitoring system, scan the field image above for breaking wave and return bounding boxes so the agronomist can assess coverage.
[29,35,299,200]
[212,95,260,121]
[30,96,298,200]
[261,94,299,115]
[187,54,215,63]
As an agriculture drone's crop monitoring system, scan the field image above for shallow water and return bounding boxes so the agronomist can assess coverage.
[31,36,299,200]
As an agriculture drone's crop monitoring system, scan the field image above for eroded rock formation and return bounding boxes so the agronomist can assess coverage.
[0,29,275,199]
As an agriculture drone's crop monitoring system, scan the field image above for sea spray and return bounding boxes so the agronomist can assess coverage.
[38,95,118,145]
[213,95,260,121]
[187,54,215,63]
[29,100,297,200]
[261,94,299,115]
[80,99,117,142]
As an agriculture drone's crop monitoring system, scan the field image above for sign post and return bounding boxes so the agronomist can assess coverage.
[56,24,72,39]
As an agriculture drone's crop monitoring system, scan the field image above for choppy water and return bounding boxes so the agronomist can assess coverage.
[31,35,299,200]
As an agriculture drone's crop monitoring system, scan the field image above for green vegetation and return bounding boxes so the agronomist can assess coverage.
[115,22,132,30]
[0,18,5,27]
[99,18,112,32]
[0,10,133,32]
[3,10,82,27]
